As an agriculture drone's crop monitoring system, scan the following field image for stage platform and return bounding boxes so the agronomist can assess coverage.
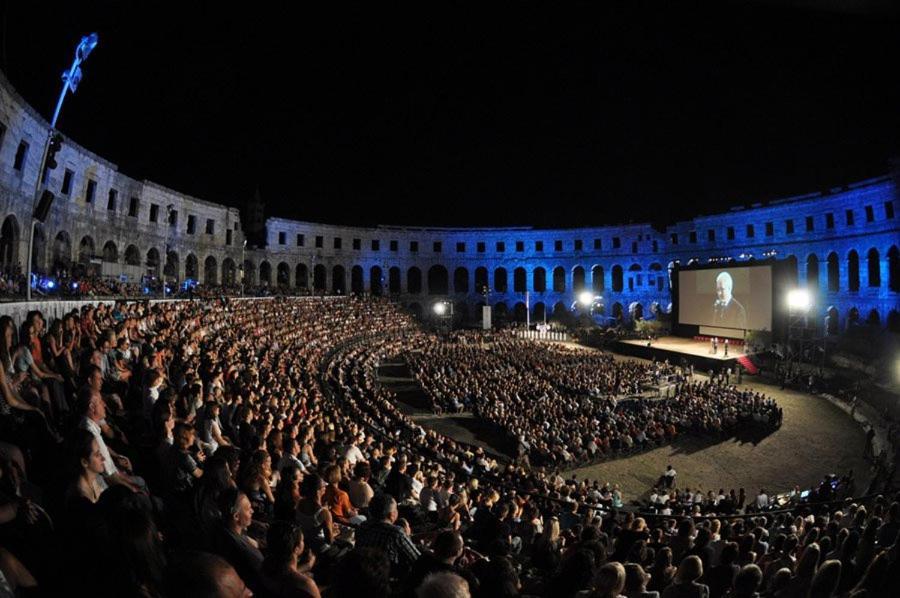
[616,336,743,371]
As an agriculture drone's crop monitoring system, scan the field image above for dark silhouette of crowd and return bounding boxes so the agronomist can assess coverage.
[0,295,893,598]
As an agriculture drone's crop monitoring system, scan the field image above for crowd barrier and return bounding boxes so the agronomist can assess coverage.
[515,329,570,342]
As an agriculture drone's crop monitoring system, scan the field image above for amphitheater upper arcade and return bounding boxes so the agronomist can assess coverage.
[0,70,896,329]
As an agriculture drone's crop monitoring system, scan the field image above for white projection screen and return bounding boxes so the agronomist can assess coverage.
[678,265,773,331]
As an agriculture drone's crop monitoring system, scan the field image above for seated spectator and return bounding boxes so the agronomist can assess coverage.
[662,556,708,598]
[213,487,264,594]
[417,571,471,598]
[261,521,320,598]
[165,550,253,598]
[329,548,391,598]
[356,493,421,579]
[323,463,362,525]
[348,461,374,509]
[624,563,659,598]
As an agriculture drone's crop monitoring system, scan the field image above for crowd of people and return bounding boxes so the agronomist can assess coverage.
[404,334,782,468]
[0,295,892,597]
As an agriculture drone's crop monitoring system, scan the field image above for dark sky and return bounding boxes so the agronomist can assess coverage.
[3,2,899,229]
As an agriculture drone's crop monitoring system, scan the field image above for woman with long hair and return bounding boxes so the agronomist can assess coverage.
[531,515,563,572]
[296,474,335,554]
[261,521,320,598]
[66,429,108,507]
[274,463,303,521]
[238,449,276,522]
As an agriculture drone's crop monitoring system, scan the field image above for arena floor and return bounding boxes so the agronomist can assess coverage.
[380,348,872,503]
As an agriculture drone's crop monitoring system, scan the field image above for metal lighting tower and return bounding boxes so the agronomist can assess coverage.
[26,33,99,300]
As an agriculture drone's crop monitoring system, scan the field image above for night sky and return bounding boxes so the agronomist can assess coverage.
[3,2,899,229]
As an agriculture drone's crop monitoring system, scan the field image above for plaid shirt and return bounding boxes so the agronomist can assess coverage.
[355,520,420,571]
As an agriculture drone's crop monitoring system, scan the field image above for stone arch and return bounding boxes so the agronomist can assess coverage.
[611,265,624,292]
[427,265,448,295]
[222,258,237,285]
[184,253,198,279]
[277,262,290,286]
[572,266,586,292]
[889,245,899,292]
[351,265,364,293]
[241,259,255,285]
[513,302,528,322]
[887,310,900,333]
[552,266,566,292]
[453,267,469,294]
[388,267,401,293]
[313,264,326,290]
[513,267,527,293]
[296,263,308,289]
[31,225,47,273]
[551,301,567,319]
[407,267,422,294]
[827,252,839,292]
[533,302,546,322]
[493,302,509,322]
[806,254,819,293]
[784,255,799,288]
[204,255,218,285]
[867,248,880,287]
[533,267,547,293]
[125,244,141,267]
[164,250,179,279]
[0,215,19,268]
[259,261,272,285]
[146,247,160,276]
[474,267,489,293]
[102,241,118,263]
[866,309,880,327]
[52,231,73,271]
[494,267,508,293]
[78,235,96,264]
[825,305,839,336]
[629,302,644,321]
[612,301,624,320]
[592,265,605,292]
[848,250,860,292]
[370,266,383,295]
[332,265,346,294]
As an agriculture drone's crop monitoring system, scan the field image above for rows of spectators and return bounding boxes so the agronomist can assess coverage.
[405,334,781,468]
[0,295,891,597]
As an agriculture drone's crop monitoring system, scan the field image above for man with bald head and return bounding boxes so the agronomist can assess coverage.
[713,272,747,329]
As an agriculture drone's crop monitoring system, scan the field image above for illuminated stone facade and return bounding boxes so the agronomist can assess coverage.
[0,71,897,330]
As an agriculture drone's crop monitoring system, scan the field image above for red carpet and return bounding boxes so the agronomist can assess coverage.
[736,355,759,375]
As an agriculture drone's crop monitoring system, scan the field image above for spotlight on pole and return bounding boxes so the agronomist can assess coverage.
[787,289,811,312]
[578,291,594,307]
[433,302,447,316]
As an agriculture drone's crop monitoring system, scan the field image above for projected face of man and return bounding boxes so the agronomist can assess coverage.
[716,273,733,304]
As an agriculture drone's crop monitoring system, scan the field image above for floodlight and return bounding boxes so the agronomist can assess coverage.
[787,289,811,311]
[433,302,447,315]
[578,291,594,306]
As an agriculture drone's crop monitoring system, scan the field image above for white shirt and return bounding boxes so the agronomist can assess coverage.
[756,493,769,508]
[80,417,118,477]
[342,444,365,466]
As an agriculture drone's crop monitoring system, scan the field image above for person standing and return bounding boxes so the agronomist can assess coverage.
[723,339,729,357]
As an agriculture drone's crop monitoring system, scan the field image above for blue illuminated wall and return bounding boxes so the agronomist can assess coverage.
[0,69,897,331]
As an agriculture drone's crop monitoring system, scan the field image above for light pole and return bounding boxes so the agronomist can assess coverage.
[162,204,174,300]
[25,33,99,300]
[240,239,247,297]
